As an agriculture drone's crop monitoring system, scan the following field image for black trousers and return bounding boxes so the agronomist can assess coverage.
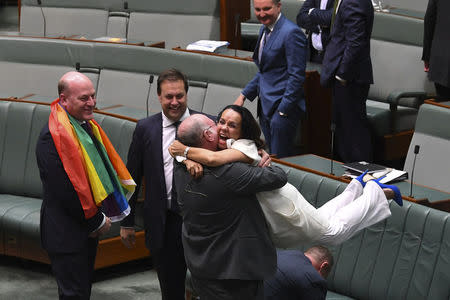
[48,237,98,300]
[332,80,373,163]
[152,210,187,300]
[191,276,264,300]
[435,82,450,100]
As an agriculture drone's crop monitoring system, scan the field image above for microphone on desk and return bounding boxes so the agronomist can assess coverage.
[330,123,336,175]
[234,13,240,57]
[146,75,154,117]
[37,0,47,37]
[409,145,420,198]
[75,62,80,71]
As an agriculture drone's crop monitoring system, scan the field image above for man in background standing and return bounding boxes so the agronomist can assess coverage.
[422,0,450,100]
[235,0,306,158]
[320,0,374,162]
[297,0,334,63]
[120,69,196,299]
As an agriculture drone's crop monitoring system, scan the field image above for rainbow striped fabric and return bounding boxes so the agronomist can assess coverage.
[49,99,135,222]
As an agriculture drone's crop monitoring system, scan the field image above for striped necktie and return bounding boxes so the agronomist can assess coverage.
[258,27,271,62]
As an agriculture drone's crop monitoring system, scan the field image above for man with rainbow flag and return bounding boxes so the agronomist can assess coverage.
[36,71,136,299]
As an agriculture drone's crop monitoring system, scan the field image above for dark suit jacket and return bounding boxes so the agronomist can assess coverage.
[264,250,327,300]
[320,0,374,87]
[242,14,307,117]
[297,0,334,61]
[36,124,103,254]
[422,0,450,87]
[174,162,287,280]
[121,109,204,254]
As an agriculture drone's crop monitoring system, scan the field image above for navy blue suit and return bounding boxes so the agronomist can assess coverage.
[121,109,208,300]
[297,0,334,63]
[36,123,104,299]
[264,250,327,300]
[242,14,306,158]
[320,0,374,162]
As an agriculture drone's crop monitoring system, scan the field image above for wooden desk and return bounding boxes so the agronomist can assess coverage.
[274,154,450,212]
[425,99,450,109]
[2,34,165,48]
[173,46,253,61]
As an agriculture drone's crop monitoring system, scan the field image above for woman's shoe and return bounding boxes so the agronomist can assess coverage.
[355,170,369,187]
[373,179,403,206]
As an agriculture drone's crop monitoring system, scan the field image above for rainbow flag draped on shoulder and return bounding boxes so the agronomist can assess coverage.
[48,99,135,222]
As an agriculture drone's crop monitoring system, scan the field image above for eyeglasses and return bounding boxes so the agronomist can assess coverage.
[203,125,213,133]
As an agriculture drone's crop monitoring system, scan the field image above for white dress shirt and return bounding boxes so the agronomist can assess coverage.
[161,109,190,209]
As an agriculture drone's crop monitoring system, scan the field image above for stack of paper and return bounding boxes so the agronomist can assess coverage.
[343,161,408,183]
[186,40,230,53]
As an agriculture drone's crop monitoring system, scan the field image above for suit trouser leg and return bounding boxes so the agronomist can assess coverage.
[318,180,391,245]
[317,179,363,219]
[332,81,372,162]
[48,237,98,300]
[152,210,187,300]
[259,110,301,158]
[435,82,450,99]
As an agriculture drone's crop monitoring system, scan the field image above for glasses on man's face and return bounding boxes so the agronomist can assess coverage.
[203,125,213,133]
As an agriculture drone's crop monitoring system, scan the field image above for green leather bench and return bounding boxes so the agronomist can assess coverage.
[19,0,220,49]
[0,100,149,268]
[185,164,450,299]
[0,35,258,121]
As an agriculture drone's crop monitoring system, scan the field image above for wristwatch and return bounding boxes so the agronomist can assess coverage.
[279,111,288,117]
[183,146,191,158]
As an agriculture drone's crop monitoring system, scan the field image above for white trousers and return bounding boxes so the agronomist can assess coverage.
[257,179,392,248]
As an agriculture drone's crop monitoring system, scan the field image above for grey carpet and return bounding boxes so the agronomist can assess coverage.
[0,256,162,300]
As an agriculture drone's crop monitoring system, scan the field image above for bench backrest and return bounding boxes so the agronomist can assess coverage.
[0,101,136,198]
[20,0,220,48]
[403,103,450,193]
[0,36,258,118]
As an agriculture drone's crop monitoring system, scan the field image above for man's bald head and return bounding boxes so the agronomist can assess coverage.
[178,114,218,151]
[58,71,96,121]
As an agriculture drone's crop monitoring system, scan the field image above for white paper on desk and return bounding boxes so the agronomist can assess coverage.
[186,40,230,52]
[378,169,408,184]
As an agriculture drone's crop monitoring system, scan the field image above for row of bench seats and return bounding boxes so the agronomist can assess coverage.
[0,100,148,268]
[186,162,450,299]
[19,0,220,49]
[0,35,259,120]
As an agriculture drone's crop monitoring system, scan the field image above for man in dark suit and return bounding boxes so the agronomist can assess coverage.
[320,0,374,162]
[422,0,450,99]
[235,0,306,158]
[264,246,334,300]
[36,71,112,299]
[297,0,334,63]
[120,69,198,299]
[174,114,288,299]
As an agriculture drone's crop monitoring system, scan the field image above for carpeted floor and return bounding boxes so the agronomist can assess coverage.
[0,256,162,300]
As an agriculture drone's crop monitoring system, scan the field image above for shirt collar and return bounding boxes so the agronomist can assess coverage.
[267,13,281,32]
[162,109,190,128]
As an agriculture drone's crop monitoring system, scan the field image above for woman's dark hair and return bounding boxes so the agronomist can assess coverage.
[217,105,265,149]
